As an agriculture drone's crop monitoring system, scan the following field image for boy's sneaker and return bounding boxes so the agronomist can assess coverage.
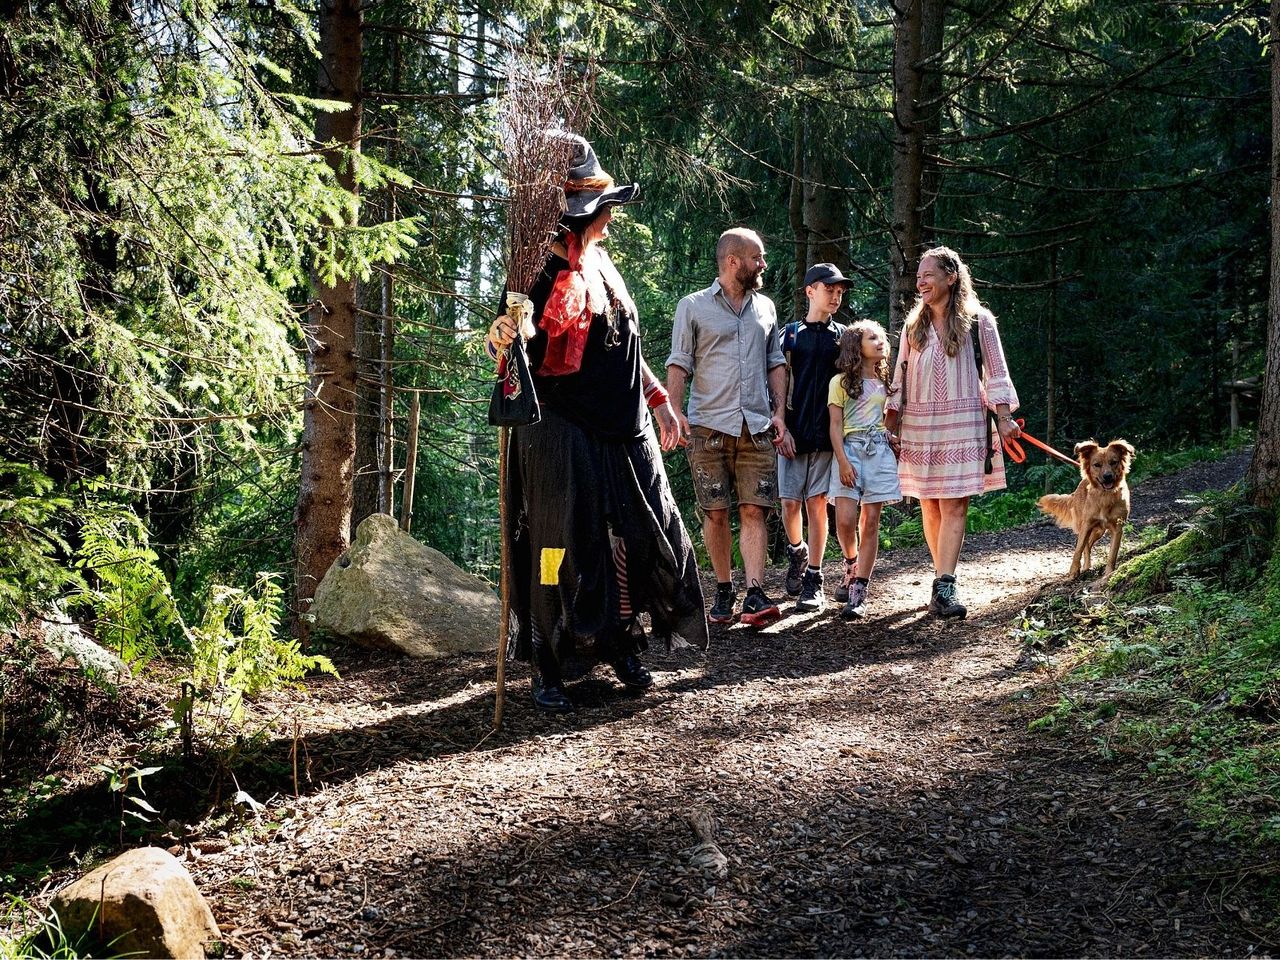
[841,578,869,620]
[833,557,857,603]
[740,583,781,628]
[796,569,825,613]
[784,543,809,597]
[708,584,737,624]
[929,575,967,620]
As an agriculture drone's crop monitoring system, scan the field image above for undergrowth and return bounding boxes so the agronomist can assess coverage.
[885,431,1250,548]
[1017,484,1280,846]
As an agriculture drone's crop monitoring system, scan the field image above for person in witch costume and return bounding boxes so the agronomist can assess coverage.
[486,133,709,713]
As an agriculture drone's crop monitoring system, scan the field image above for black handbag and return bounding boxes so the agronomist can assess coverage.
[488,337,541,427]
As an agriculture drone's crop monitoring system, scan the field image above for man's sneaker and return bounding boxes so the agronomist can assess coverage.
[784,543,809,597]
[833,558,856,603]
[709,584,737,624]
[929,575,967,620]
[740,583,781,628]
[796,569,825,613]
[841,578,868,620]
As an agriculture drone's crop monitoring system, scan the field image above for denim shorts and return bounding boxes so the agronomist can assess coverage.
[687,422,778,511]
[829,430,902,505]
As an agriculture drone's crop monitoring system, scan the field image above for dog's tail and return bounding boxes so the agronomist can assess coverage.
[1037,493,1073,528]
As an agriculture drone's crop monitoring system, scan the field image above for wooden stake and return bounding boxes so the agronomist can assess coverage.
[400,390,420,532]
[494,424,510,730]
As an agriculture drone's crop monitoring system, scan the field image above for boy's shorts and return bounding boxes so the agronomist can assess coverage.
[687,421,778,512]
[778,450,833,502]
[829,431,902,505]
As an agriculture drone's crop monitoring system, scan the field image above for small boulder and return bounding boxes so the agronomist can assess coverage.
[43,612,130,685]
[312,513,500,658]
[50,847,221,959]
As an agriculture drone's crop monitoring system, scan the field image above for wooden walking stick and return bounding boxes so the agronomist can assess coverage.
[490,50,595,730]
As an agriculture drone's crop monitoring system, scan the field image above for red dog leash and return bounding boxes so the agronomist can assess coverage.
[1001,418,1078,467]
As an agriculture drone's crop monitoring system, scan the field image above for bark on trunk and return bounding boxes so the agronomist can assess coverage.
[1249,0,1280,505]
[295,0,362,632]
[803,151,851,275]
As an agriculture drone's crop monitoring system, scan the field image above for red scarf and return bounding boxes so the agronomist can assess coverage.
[538,234,605,377]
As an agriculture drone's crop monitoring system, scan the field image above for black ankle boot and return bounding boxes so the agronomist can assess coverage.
[929,575,967,620]
[611,654,653,690]
[531,674,575,712]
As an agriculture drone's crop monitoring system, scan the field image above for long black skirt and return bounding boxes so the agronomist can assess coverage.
[506,409,709,680]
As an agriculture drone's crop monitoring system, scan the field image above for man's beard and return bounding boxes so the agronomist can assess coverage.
[737,265,764,290]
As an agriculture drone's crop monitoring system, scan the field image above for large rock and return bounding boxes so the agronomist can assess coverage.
[50,847,221,959]
[312,513,500,657]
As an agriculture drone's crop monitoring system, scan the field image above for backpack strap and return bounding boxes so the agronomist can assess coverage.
[973,315,995,476]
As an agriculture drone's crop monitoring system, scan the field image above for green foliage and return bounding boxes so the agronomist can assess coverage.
[90,761,163,846]
[70,506,183,667]
[1020,491,1280,846]
[0,897,103,960]
[185,574,337,729]
[0,465,78,631]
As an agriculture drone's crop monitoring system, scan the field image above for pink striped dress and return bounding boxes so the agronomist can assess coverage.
[886,310,1019,500]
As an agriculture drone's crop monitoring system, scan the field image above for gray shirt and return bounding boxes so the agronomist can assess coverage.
[666,280,786,437]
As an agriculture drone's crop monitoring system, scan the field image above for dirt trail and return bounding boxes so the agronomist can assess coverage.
[187,451,1272,957]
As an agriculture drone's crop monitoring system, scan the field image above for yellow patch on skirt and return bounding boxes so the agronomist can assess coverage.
[540,547,566,585]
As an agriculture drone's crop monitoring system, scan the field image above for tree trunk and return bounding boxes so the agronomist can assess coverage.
[295,0,362,633]
[789,100,808,322]
[378,30,402,517]
[889,0,925,333]
[351,280,380,535]
[803,151,851,275]
[1249,0,1280,506]
[917,0,947,240]
[1045,243,1058,493]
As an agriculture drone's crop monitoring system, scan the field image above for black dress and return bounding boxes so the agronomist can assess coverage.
[504,252,709,681]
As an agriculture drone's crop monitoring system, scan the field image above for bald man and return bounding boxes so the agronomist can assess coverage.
[666,228,787,628]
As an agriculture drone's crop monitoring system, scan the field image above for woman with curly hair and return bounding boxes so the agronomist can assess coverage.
[885,246,1022,619]
[827,320,901,620]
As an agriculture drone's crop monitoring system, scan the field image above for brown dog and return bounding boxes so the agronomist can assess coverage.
[1037,439,1136,578]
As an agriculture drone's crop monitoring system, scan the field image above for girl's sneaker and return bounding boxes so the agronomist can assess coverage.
[841,578,869,620]
[740,583,781,627]
[833,557,857,603]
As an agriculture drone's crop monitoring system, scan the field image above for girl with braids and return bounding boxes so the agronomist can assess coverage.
[827,320,901,620]
[885,246,1021,619]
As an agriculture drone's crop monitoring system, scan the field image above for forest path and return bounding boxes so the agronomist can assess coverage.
[193,451,1273,958]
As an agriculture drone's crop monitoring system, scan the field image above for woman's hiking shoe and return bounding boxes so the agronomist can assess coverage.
[740,584,781,627]
[611,654,653,690]
[531,676,575,713]
[841,578,868,620]
[709,584,738,624]
[795,569,826,613]
[833,557,857,603]
[929,575,967,620]
[784,543,809,596]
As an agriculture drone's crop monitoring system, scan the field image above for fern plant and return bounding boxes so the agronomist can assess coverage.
[186,574,336,729]
[70,506,182,668]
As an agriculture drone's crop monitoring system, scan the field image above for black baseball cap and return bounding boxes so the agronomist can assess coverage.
[803,263,853,288]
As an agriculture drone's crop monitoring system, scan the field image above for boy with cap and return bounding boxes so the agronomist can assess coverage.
[778,263,853,612]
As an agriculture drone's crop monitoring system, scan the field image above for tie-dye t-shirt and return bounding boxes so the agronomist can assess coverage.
[828,375,888,436]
